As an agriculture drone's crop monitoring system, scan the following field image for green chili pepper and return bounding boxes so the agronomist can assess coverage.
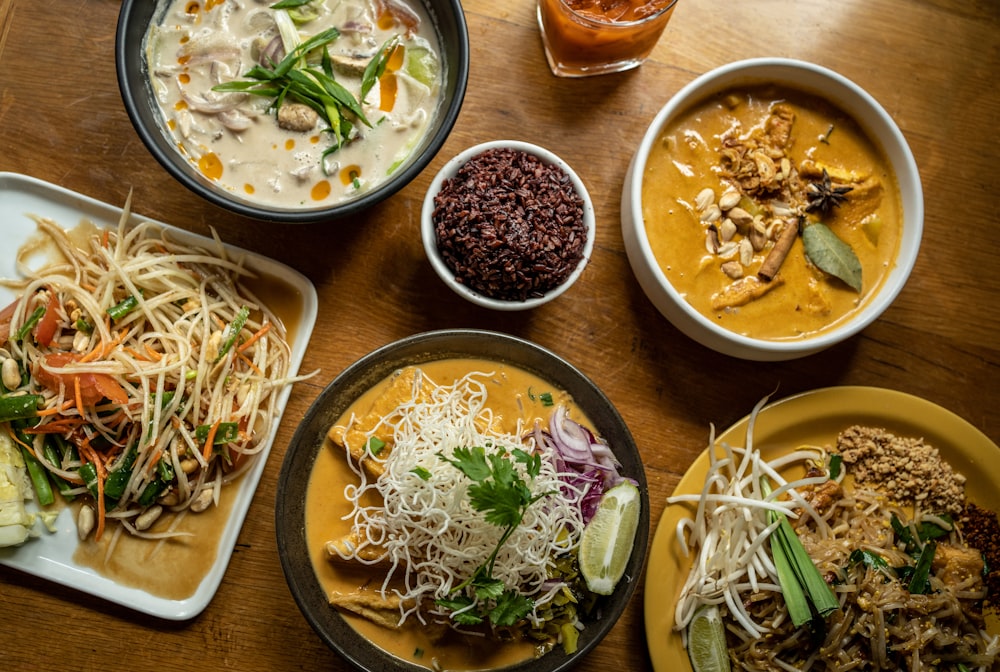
[75,317,93,334]
[0,394,42,423]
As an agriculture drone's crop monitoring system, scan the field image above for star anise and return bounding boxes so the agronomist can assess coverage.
[805,169,853,215]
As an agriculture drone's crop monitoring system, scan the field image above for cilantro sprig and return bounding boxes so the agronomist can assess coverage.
[435,445,553,626]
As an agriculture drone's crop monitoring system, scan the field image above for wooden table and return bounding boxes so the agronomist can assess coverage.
[2,0,998,670]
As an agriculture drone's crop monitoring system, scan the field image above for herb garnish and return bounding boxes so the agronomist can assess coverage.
[436,445,554,626]
[213,28,397,166]
[802,222,863,292]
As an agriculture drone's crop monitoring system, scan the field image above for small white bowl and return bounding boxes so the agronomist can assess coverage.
[422,140,596,311]
[621,58,924,361]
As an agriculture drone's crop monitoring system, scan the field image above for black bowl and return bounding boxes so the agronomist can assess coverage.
[275,329,650,671]
[115,0,469,223]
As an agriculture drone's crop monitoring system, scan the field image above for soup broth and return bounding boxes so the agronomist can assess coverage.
[641,85,902,340]
[146,0,443,208]
[304,358,593,670]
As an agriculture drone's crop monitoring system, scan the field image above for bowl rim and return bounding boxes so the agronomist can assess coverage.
[421,140,596,311]
[624,57,924,358]
[274,328,650,671]
[114,0,470,223]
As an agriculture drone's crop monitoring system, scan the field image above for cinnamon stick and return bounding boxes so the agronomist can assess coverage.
[757,218,800,282]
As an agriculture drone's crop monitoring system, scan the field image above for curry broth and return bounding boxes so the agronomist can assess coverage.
[641,85,902,340]
[304,358,588,670]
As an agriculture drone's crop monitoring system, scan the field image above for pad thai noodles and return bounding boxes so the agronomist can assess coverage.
[670,398,999,671]
[0,202,308,551]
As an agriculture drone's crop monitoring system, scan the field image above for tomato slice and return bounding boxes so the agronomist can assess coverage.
[33,291,61,347]
[33,352,129,406]
[0,298,17,347]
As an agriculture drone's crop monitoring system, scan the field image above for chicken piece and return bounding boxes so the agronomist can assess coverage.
[710,274,786,310]
[932,542,985,589]
[277,102,319,132]
[328,367,433,479]
[325,528,387,564]
[329,590,404,629]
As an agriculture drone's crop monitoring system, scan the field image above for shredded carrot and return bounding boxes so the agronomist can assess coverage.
[124,346,149,361]
[101,229,110,249]
[22,418,86,434]
[79,441,107,541]
[202,418,222,461]
[6,426,32,450]
[237,349,262,375]
[146,448,164,476]
[237,322,271,353]
[74,375,84,417]
[143,343,163,361]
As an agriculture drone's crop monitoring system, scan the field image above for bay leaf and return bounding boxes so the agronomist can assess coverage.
[802,222,862,292]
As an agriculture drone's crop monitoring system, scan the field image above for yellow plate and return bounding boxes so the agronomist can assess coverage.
[644,386,1000,671]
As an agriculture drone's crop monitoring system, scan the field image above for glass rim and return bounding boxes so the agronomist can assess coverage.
[556,0,680,27]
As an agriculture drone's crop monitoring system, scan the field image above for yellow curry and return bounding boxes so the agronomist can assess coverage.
[641,84,902,340]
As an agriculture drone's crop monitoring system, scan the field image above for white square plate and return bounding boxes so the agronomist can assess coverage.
[0,172,318,620]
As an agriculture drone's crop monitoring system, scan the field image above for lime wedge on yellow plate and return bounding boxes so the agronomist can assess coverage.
[687,605,730,672]
[579,481,640,595]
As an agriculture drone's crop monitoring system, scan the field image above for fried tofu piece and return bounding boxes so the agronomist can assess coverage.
[328,366,433,479]
[329,590,405,629]
[933,542,985,589]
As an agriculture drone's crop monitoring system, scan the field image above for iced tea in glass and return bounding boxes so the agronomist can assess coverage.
[537,0,678,77]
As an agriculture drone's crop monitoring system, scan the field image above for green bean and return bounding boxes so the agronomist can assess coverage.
[0,393,41,423]
[19,445,55,507]
[42,438,75,501]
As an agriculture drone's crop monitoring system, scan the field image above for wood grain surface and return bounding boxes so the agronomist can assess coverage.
[1,1,998,670]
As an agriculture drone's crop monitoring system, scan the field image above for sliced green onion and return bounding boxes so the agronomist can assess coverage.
[16,305,45,341]
[215,306,250,363]
[366,436,386,457]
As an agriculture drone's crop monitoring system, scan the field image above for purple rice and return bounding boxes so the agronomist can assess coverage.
[431,147,588,302]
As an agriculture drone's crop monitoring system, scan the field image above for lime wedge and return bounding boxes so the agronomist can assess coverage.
[579,481,640,595]
[686,605,730,672]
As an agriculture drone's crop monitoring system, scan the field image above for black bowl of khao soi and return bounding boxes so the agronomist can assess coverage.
[276,329,649,671]
[116,0,468,223]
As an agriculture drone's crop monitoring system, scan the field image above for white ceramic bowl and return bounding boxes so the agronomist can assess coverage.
[422,140,596,311]
[621,58,923,361]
